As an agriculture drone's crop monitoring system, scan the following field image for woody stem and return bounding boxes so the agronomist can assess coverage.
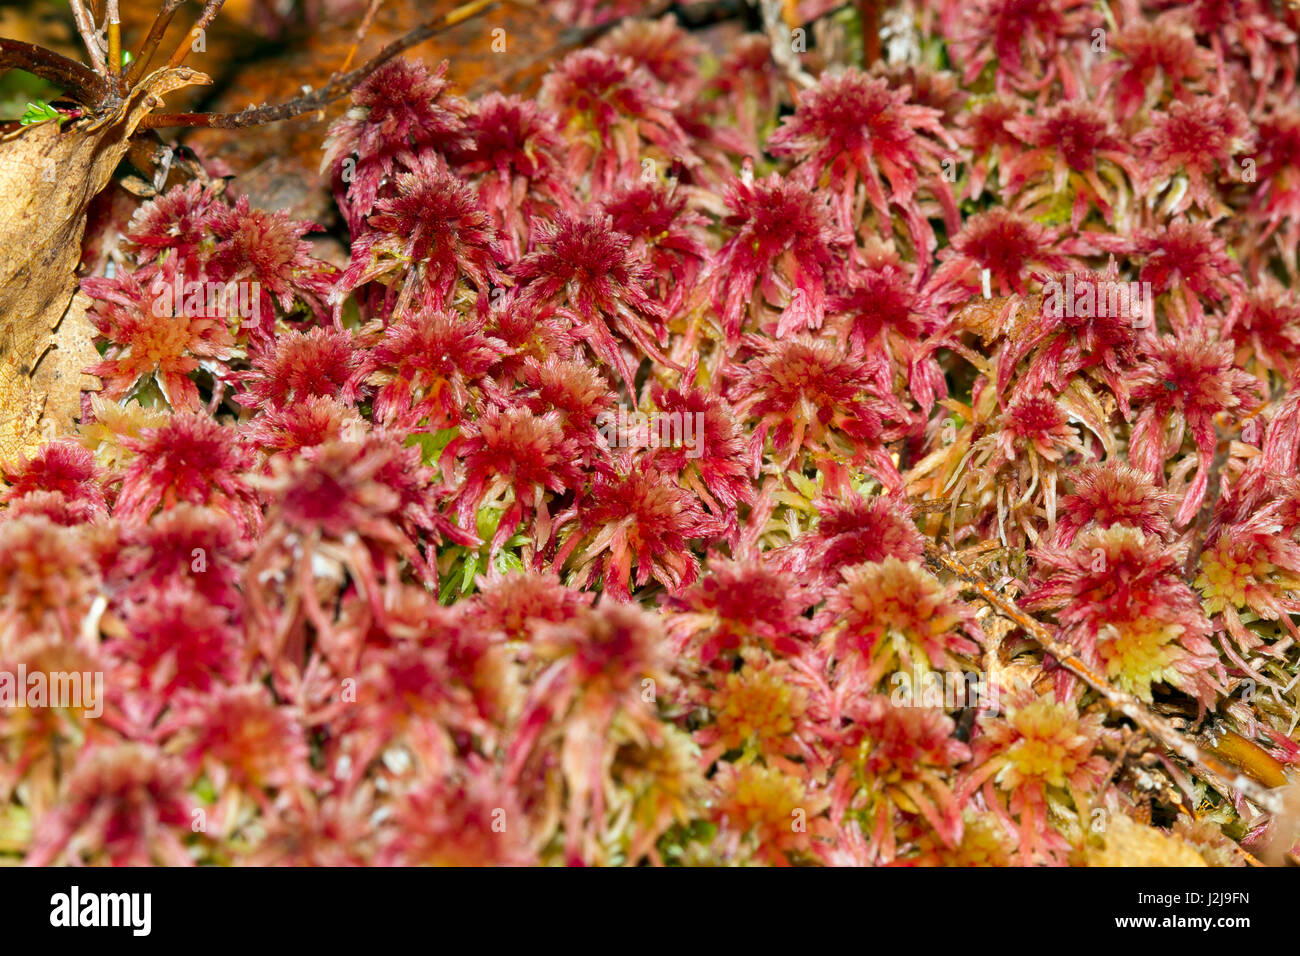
[126,0,185,88]
[142,0,499,130]
[167,0,227,69]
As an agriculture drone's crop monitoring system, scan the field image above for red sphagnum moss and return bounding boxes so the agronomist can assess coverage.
[5,0,1300,868]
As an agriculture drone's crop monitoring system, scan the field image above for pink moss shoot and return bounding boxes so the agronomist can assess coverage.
[8,0,1300,869]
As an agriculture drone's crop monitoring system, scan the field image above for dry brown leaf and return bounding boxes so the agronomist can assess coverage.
[952,293,1041,345]
[28,289,100,441]
[0,66,207,464]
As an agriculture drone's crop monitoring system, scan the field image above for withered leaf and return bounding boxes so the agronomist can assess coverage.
[0,67,206,464]
[951,293,1040,345]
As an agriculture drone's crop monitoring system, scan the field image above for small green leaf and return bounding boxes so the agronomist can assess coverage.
[20,101,63,127]
[460,553,479,593]
[405,427,458,465]
[495,550,524,574]
[476,506,503,541]
[438,563,461,604]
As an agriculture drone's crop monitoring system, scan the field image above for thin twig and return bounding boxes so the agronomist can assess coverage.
[339,0,385,74]
[1237,845,1265,866]
[125,0,186,89]
[68,0,107,76]
[106,0,122,93]
[142,0,499,130]
[1094,728,1144,812]
[925,540,1285,816]
[167,0,228,69]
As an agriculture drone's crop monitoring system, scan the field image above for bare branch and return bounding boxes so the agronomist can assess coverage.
[107,0,122,93]
[339,0,386,75]
[143,0,499,130]
[125,0,186,89]
[167,0,228,69]
[68,0,108,76]
[0,38,109,107]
